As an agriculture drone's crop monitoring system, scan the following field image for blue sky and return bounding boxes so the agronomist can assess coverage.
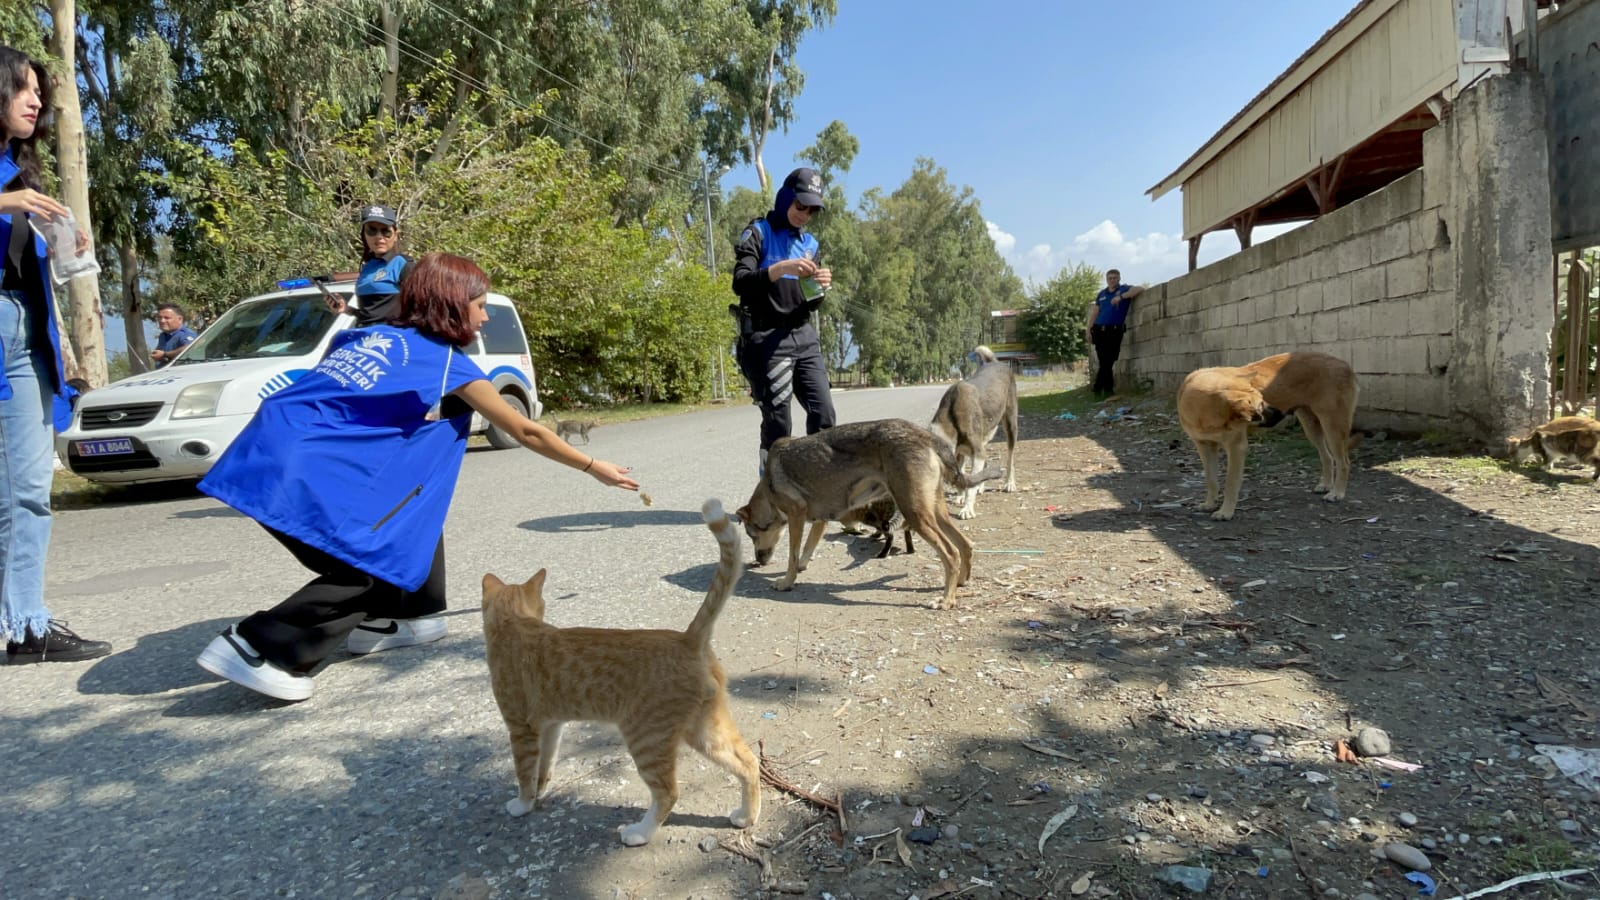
[725,0,1356,288]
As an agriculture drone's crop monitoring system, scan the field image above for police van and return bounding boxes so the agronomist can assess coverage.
[56,278,542,484]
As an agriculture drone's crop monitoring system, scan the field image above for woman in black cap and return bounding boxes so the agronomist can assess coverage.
[731,167,836,474]
[328,204,408,325]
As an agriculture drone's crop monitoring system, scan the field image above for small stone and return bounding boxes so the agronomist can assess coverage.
[698,836,718,853]
[1398,812,1419,828]
[1421,838,1437,850]
[1135,831,1152,843]
[1558,820,1580,835]
[1354,727,1392,757]
[1146,793,1164,803]
[1250,734,1276,749]
[1154,865,1213,893]
[1383,842,1432,871]
[1188,786,1209,799]
[1355,894,1382,900]
[943,824,960,841]
[903,794,925,807]
[906,826,940,844]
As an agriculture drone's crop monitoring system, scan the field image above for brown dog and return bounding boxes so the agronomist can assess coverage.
[1177,352,1358,520]
[736,419,1000,608]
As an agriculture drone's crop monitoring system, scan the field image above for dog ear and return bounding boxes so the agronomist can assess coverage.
[733,505,750,524]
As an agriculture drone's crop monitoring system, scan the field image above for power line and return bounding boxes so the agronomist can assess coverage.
[323,2,702,191]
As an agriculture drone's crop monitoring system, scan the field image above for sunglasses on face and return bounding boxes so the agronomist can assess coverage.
[793,203,820,214]
[364,225,395,237]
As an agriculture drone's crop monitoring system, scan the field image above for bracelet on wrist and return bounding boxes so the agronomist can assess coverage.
[581,457,594,473]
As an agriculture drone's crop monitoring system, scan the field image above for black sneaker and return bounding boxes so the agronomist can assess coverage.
[3,620,113,665]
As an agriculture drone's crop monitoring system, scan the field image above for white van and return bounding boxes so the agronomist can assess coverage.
[57,279,543,484]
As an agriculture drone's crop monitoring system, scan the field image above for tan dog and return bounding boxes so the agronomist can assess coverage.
[736,419,1000,608]
[1177,352,1358,520]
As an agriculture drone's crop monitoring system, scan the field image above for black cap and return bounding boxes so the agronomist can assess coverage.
[359,204,398,227]
[783,168,826,209]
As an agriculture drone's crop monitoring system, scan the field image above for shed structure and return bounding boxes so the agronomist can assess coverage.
[1146,0,1538,271]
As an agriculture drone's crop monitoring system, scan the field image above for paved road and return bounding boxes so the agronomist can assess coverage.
[4,385,950,899]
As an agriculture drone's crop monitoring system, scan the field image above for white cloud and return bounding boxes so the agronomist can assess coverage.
[987,218,1305,289]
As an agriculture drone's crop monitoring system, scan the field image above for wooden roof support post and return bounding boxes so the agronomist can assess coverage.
[1233,209,1257,250]
[1188,234,1202,272]
[1304,154,1348,215]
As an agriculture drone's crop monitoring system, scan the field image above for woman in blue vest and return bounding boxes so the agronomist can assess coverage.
[730,167,837,473]
[196,253,638,701]
[325,203,408,325]
[1,46,111,665]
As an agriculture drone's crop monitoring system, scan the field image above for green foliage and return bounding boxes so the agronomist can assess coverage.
[1020,262,1101,365]
[155,81,730,405]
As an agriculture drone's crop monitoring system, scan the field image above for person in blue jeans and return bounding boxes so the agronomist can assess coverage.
[0,45,111,664]
[1086,268,1145,398]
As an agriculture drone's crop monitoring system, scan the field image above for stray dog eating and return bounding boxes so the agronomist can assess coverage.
[1177,352,1357,520]
[929,345,1018,518]
[736,419,1000,608]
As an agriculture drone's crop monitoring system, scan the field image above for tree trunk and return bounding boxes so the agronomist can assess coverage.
[379,1,400,121]
[49,0,108,386]
[120,242,150,374]
[751,47,777,194]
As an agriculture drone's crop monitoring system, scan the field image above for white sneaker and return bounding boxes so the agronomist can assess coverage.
[197,627,313,702]
[346,616,448,655]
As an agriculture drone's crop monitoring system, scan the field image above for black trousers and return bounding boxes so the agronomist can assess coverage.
[236,526,447,673]
[1090,325,1127,395]
[738,325,836,452]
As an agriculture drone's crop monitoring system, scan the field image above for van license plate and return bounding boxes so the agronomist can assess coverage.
[75,438,134,457]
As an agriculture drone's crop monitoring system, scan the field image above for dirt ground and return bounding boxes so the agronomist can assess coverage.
[652,384,1600,900]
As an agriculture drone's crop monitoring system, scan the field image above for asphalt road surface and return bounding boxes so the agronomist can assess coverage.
[4,385,950,899]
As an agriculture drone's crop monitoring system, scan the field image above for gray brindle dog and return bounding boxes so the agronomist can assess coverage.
[929,346,1018,518]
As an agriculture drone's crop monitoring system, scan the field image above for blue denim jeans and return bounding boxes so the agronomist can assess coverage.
[0,288,55,643]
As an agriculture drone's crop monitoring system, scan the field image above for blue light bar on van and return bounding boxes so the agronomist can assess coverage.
[277,278,314,289]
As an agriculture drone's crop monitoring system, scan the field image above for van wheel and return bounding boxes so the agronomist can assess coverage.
[487,392,527,449]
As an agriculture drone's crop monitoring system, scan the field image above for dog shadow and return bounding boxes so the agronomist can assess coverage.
[519,508,705,533]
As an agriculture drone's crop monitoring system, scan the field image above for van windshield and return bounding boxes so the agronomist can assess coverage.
[173,293,340,363]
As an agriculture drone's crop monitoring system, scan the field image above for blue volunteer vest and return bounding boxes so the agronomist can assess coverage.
[751,218,818,281]
[199,325,487,590]
[356,254,407,296]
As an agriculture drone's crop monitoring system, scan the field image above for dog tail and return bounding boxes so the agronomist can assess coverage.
[683,499,744,647]
[932,438,1005,489]
[973,345,998,364]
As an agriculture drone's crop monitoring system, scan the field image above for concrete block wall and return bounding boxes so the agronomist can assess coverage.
[1122,72,1553,441]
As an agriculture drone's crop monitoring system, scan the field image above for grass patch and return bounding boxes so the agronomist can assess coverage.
[1019,385,1101,420]
[1498,827,1582,877]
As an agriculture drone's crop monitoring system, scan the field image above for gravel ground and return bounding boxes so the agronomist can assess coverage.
[6,382,1599,899]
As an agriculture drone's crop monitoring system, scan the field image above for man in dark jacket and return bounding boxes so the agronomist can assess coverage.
[731,167,836,472]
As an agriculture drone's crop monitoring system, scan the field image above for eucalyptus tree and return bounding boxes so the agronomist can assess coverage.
[703,0,836,193]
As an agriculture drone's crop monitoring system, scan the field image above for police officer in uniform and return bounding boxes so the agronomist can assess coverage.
[731,167,836,472]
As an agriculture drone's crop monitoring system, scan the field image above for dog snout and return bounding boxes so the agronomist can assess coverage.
[752,546,773,566]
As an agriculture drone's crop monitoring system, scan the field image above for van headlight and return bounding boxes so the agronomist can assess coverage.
[172,381,226,419]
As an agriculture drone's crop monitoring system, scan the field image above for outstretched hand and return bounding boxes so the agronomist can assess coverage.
[586,459,639,491]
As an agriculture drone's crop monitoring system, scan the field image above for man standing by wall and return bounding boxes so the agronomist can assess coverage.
[731,167,837,473]
[1086,269,1144,397]
[150,303,198,367]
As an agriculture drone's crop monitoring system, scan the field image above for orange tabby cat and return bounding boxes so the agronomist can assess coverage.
[481,499,761,847]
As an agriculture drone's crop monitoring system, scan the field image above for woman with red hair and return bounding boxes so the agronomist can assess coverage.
[196,253,638,701]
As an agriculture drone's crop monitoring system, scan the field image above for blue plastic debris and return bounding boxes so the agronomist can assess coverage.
[1033,782,1050,794]
[1027,621,1043,629]
[1257,866,1269,877]
[1379,781,1393,790]
[1154,865,1214,893]
[1056,411,1077,421]
[924,665,940,675]
[761,711,778,720]
[1405,872,1437,895]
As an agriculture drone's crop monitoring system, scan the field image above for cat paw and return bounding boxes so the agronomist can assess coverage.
[774,577,796,592]
[505,797,535,817]
[728,807,754,829]
[619,822,654,847]
[1210,508,1235,521]
[1312,483,1330,493]
[1321,491,1344,502]
[954,507,977,520]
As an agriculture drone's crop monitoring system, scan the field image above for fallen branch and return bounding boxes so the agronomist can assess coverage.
[1200,677,1282,690]
[759,741,842,817]
[718,834,777,889]
[1437,868,1594,900]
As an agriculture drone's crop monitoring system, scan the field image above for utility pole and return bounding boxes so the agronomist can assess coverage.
[701,154,716,274]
